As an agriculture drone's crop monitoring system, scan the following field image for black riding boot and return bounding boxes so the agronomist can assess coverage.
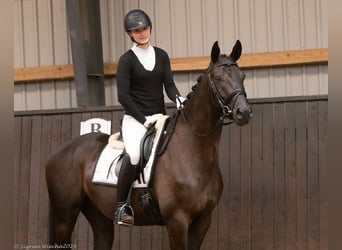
[114,154,137,226]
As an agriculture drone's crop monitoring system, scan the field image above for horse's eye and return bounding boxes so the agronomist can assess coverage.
[215,76,221,81]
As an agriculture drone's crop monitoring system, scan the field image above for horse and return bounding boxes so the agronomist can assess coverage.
[45,40,251,250]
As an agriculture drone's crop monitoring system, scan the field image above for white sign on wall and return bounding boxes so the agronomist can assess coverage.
[80,118,111,135]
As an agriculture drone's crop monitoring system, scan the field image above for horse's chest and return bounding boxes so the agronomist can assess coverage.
[192,183,222,214]
[191,170,223,207]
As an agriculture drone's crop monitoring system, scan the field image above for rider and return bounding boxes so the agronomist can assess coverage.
[115,9,186,226]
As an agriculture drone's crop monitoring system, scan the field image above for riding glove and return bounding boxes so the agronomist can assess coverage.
[176,95,187,109]
[143,114,163,128]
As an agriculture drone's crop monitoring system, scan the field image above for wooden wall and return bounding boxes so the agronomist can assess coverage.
[14,0,328,110]
[14,96,328,250]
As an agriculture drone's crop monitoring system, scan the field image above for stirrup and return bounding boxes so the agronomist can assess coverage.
[115,203,134,226]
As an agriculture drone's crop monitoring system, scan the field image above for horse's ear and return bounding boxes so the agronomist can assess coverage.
[211,41,220,64]
[229,40,242,61]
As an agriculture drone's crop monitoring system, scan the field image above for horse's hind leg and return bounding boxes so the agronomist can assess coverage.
[81,198,114,250]
[49,202,81,248]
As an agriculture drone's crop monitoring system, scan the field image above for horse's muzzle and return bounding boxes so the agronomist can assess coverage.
[233,106,251,125]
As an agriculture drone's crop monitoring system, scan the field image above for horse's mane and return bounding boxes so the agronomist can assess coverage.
[186,75,202,100]
[186,54,230,100]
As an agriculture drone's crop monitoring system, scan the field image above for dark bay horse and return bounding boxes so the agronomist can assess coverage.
[46,40,251,250]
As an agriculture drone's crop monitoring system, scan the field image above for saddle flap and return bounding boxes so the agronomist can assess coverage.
[140,126,156,167]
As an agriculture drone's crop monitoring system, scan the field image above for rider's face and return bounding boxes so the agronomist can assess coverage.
[129,26,151,47]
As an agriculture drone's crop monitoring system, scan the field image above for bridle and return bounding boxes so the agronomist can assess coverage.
[208,62,247,124]
[181,61,247,137]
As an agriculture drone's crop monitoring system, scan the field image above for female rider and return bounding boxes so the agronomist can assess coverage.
[115,9,186,226]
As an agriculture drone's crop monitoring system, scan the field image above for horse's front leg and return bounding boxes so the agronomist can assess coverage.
[165,211,190,250]
[187,213,212,250]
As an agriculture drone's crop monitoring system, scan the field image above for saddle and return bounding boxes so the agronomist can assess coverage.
[108,110,180,185]
[137,110,180,183]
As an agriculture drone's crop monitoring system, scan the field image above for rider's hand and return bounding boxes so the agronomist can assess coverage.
[143,114,162,128]
[176,95,187,109]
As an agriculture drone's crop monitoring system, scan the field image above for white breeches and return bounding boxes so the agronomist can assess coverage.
[121,114,162,165]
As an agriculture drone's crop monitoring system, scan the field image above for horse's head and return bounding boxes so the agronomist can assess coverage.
[208,40,251,126]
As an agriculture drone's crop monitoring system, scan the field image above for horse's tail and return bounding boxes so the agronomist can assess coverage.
[48,203,56,244]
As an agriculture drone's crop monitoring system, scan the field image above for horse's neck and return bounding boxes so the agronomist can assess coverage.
[183,76,222,136]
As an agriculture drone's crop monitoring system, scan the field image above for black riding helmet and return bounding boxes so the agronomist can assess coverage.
[124,9,152,32]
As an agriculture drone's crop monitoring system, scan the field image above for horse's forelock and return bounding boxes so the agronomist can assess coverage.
[220,54,236,64]
[211,55,235,68]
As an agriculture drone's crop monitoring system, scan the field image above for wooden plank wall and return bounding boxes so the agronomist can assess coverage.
[13,48,328,83]
[14,0,328,111]
[14,96,328,250]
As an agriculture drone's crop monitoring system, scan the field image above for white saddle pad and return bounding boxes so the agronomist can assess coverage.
[92,115,169,188]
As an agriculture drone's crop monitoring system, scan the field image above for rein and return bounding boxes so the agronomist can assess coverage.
[181,109,223,137]
[181,63,247,137]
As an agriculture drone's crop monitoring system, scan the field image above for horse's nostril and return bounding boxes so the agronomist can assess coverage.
[236,108,244,119]
[235,107,252,122]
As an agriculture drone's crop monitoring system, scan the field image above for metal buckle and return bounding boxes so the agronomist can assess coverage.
[222,106,232,117]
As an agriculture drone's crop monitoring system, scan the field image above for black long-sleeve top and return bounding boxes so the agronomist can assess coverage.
[116,47,180,124]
